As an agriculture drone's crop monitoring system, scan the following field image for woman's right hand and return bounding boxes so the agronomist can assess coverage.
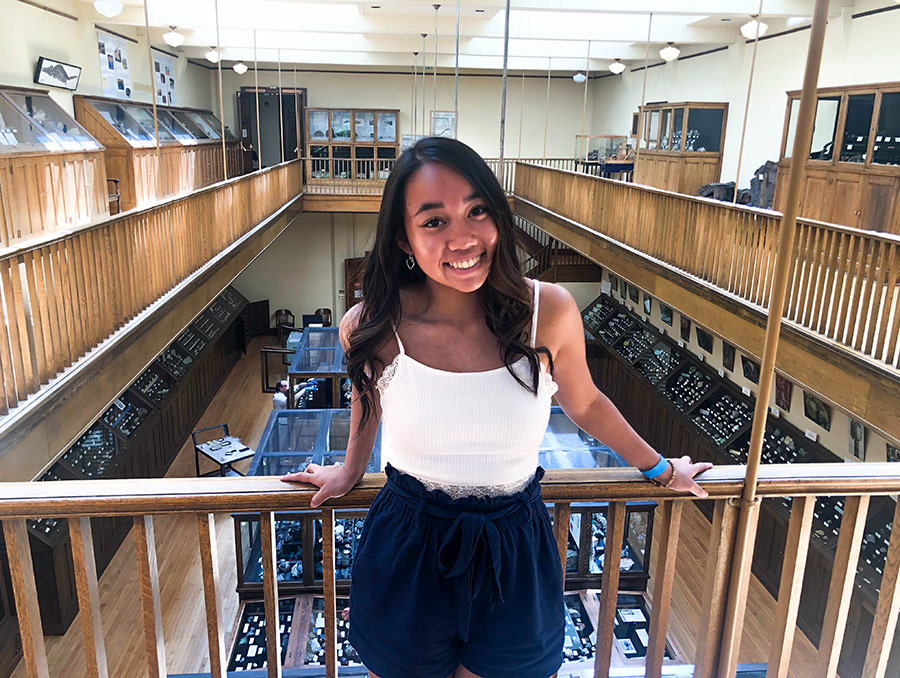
[281,463,357,508]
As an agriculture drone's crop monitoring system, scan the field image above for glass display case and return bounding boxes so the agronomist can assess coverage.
[234,406,655,596]
[377,111,397,142]
[288,327,348,409]
[304,108,400,184]
[2,91,100,152]
[85,100,155,147]
[633,101,728,194]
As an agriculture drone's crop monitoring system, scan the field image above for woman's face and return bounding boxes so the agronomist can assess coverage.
[399,162,499,294]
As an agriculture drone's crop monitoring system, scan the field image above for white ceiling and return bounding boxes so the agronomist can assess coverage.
[87,0,830,72]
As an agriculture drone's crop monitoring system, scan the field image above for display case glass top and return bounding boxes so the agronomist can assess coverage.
[635,101,727,155]
[0,88,102,154]
[288,327,346,376]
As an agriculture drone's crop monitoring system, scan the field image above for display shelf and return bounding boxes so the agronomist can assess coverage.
[193,308,224,340]
[635,340,683,385]
[60,422,121,480]
[101,389,152,440]
[227,599,294,671]
[610,593,675,661]
[661,364,713,412]
[582,295,617,336]
[597,311,636,344]
[613,325,657,363]
[690,387,753,448]
[563,593,595,663]
[305,597,360,667]
[132,362,174,406]
[176,325,208,358]
[26,464,79,541]
[156,342,194,379]
[726,421,813,466]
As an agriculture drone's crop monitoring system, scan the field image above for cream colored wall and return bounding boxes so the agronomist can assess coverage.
[215,67,592,160]
[233,212,377,325]
[590,0,900,188]
[1,0,212,118]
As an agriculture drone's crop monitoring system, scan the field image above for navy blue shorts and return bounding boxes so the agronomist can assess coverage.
[348,464,564,678]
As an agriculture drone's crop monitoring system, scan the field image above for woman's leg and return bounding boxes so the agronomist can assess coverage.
[453,664,485,678]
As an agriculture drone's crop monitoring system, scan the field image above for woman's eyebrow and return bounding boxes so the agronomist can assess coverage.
[413,193,481,216]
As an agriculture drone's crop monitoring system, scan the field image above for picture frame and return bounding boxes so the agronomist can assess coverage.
[887,443,900,463]
[849,420,866,460]
[34,56,81,91]
[741,355,760,384]
[660,304,673,326]
[722,341,735,371]
[680,316,691,342]
[696,326,713,353]
[803,391,832,431]
[431,110,455,138]
[775,373,792,411]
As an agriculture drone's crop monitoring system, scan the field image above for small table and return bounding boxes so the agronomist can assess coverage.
[194,434,256,477]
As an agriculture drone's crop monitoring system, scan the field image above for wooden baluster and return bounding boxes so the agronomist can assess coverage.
[321,508,338,678]
[816,495,870,678]
[862,497,900,678]
[3,519,50,678]
[693,499,738,678]
[197,513,227,678]
[646,500,683,678]
[8,255,37,395]
[23,249,49,384]
[862,241,890,357]
[767,496,815,678]
[134,515,167,678]
[871,243,899,363]
[259,511,283,678]
[69,517,109,678]
[594,501,626,678]
[552,502,571,580]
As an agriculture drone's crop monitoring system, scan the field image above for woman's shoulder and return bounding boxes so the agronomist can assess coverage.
[529,279,581,348]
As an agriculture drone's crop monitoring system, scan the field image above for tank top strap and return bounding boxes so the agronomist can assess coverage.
[391,321,406,355]
[530,279,540,349]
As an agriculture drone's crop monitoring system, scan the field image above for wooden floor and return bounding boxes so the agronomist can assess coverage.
[13,335,821,677]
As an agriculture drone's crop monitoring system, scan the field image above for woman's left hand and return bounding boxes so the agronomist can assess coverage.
[664,456,713,498]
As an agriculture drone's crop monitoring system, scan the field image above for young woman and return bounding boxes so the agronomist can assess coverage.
[283,137,711,678]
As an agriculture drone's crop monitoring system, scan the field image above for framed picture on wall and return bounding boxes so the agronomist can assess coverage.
[775,374,792,411]
[34,56,82,91]
[803,391,832,431]
[431,111,455,138]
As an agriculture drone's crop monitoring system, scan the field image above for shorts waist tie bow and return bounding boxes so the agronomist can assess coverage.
[386,477,539,642]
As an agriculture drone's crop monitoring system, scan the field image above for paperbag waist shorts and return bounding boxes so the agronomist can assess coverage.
[348,464,564,678]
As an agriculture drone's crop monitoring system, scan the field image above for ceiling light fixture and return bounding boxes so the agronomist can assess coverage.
[92,0,123,18]
[205,47,220,64]
[233,62,248,75]
[572,72,587,84]
[162,26,185,48]
[608,59,626,75]
[659,42,680,62]
[740,15,769,39]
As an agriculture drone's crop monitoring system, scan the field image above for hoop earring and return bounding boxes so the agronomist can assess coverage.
[406,253,416,270]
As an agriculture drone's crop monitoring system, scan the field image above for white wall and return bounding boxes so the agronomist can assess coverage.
[233,212,377,325]
[1,0,213,118]
[214,67,592,160]
[590,1,900,188]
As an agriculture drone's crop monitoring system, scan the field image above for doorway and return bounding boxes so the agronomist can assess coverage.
[237,87,306,170]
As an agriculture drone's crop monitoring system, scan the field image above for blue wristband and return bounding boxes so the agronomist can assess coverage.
[640,454,669,480]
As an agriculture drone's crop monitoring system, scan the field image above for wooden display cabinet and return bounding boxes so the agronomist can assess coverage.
[74,95,243,211]
[305,108,399,184]
[632,101,728,195]
[0,85,108,245]
[581,291,898,678]
[775,81,900,234]
[0,286,247,646]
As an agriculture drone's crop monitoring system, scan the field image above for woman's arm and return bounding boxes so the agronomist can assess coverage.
[540,283,711,497]
[281,304,381,507]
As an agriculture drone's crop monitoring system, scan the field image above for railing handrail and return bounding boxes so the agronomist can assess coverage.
[516,160,900,247]
[3,463,900,518]
[0,158,303,262]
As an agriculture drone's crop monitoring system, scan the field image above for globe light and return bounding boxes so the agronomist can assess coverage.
[608,59,626,75]
[659,42,680,62]
[572,72,587,84]
[206,47,220,64]
[233,62,248,75]
[93,0,123,18]
[162,27,185,48]
[741,15,769,40]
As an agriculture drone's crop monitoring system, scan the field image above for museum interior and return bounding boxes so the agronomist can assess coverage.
[1,0,900,676]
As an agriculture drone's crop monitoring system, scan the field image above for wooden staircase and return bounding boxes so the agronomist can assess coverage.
[515,215,603,283]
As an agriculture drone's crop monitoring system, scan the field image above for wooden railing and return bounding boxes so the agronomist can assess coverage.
[0,160,302,415]
[3,464,900,677]
[514,163,900,371]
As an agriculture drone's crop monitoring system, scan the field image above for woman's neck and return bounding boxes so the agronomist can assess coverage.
[407,278,483,326]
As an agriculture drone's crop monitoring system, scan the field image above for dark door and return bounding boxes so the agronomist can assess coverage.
[238,87,306,170]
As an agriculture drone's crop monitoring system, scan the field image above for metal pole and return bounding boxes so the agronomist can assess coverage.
[214,0,227,179]
[413,52,419,141]
[421,34,427,136]
[294,63,299,160]
[732,0,765,203]
[433,4,440,134]
[454,0,460,138]
[254,30,261,170]
[141,0,163,197]
[278,49,284,165]
[498,0,511,181]
[635,13,652,172]
[542,57,551,161]
[517,71,525,159]
[581,40,590,139]
[716,3,829,676]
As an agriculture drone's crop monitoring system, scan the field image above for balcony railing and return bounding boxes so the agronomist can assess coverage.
[0,160,302,415]
[513,163,900,373]
[3,463,900,678]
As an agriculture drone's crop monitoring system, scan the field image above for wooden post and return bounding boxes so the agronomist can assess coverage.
[197,513,227,678]
[70,517,109,678]
[134,516,166,678]
[717,2,830,674]
[3,519,49,678]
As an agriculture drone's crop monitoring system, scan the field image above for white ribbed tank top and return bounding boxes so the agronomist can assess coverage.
[376,280,558,491]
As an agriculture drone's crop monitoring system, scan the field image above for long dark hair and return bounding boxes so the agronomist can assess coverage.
[346,137,552,423]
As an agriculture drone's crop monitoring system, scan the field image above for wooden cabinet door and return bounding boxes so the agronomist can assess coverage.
[861,174,899,234]
[830,172,865,228]
[798,169,833,223]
